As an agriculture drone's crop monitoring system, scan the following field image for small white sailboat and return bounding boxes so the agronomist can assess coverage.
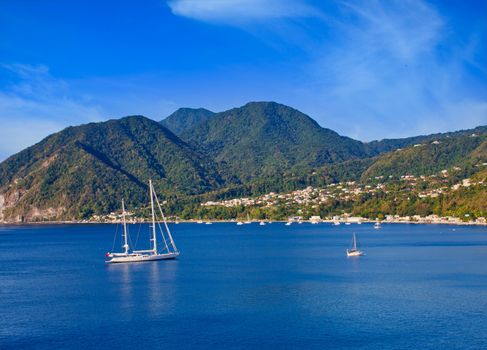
[196,219,204,224]
[105,180,179,264]
[259,220,266,226]
[205,221,213,225]
[236,221,244,226]
[285,221,292,226]
[346,233,364,257]
[333,221,341,226]
[345,222,351,225]
[374,221,381,229]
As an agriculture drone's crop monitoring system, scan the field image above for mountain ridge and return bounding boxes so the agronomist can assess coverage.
[1,101,485,222]
[160,107,215,136]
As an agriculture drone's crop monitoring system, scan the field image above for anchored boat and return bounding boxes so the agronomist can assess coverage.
[346,233,364,257]
[105,180,179,264]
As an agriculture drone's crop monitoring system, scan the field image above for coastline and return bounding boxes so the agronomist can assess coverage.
[1,219,486,226]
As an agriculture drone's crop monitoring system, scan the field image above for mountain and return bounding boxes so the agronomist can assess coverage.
[362,133,487,180]
[0,101,485,222]
[160,107,215,135]
[180,102,367,182]
[364,125,487,155]
[0,116,222,222]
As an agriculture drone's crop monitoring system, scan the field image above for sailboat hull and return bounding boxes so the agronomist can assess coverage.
[346,250,364,257]
[106,252,179,264]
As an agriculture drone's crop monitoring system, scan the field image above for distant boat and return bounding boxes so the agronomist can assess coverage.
[285,221,292,226]
[333,221,341,226]
[298,221,303,224]
[205,221,213,225]
[259,221,266,226]
[374,221,381,229]
[105,180,179,264]
[197,219,203,224]
[236,221,244,226]
[345,222,351,225]
[346,233,364,257]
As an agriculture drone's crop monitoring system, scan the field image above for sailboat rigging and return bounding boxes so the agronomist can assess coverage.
[346,233,364,257]
[105,180,179,263]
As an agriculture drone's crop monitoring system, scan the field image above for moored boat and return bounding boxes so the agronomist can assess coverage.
[105,180,179,264]
[346,233,364,257]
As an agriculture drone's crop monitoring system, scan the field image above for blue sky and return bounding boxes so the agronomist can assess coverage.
[0,0,486,160]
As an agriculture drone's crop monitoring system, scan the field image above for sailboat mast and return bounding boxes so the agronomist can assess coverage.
[150,180,158,254]
[122,199,129,254]
[353,233,356,250]
[153,189,178,253]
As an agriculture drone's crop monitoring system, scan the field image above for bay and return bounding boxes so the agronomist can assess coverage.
[0,223,486,349]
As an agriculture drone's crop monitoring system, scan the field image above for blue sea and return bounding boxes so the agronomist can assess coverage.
[0,223,486,349]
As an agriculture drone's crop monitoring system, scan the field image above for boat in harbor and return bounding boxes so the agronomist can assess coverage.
[105,180,179,264]
[285,221,292,226]
[236,221,244,225]
[346,233,364,257]
[259,221,266,226]
[374,221,381,229]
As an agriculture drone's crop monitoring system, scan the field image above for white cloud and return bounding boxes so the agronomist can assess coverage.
[296,0,487,140]
[167,0,319,24]
[0,64,105,160]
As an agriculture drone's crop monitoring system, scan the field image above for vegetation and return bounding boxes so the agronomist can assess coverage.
[0,101,485,222]
[160,107,215,135]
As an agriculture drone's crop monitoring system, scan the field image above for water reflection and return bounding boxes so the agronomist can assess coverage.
[147,260,178,316]
[105,261,178,317]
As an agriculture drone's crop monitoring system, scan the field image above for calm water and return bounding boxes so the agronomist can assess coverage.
[0,223,486,349]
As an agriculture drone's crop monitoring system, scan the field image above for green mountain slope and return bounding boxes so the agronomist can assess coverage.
[0,116,222,221]
[160,107,215,135]
[0,101,485,223]
[364,125,487,155]
[362,133,487,180]
[180,101,367,182]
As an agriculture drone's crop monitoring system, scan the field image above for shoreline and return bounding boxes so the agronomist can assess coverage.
[0,220,486,226]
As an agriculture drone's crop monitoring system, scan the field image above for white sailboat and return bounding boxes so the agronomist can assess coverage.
[374,220,381,229]
[105,180,179,264]
[236,221,244,225]
[259,220,266,226]
[346,233,364,257]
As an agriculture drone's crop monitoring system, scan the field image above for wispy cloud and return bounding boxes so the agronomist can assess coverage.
[297,0,486,139]
[0,64,105,160]
[167,0,319,24]
[167,0,486,140]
